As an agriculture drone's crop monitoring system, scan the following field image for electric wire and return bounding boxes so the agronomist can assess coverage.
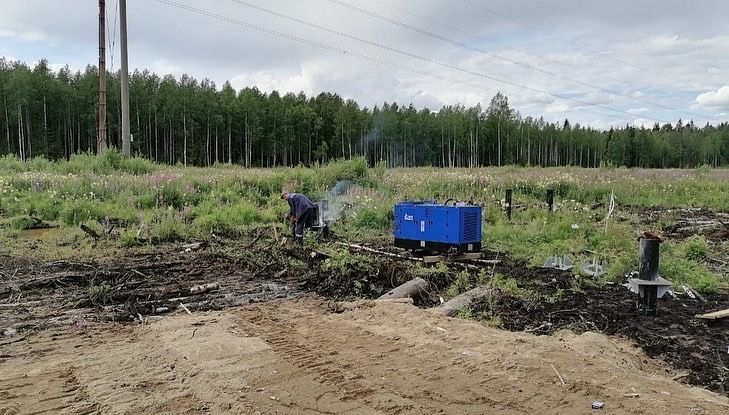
[326,0,717,122]
[368,0,631,88]
[459,0,651,73]
[152,0,635,123]
[459,0,719,113]
[106,0,119,72]
[225,0,669,122]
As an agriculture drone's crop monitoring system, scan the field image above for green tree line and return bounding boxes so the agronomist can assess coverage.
[1,58,727,168]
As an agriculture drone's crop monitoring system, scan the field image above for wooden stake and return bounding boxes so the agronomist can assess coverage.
[550,363,566,386]
[179,302,192,315]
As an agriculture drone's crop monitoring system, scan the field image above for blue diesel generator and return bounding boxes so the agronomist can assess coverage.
[393,201,482,253]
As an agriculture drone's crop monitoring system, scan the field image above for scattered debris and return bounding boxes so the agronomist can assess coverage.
[179,302,192,315]
[190,282,220,295]
[591,401,605,410]
[180,241,208,253]
[671,373,690,381]
[336,241,423,262]
[543,255,574,271]
[580,257,607,277]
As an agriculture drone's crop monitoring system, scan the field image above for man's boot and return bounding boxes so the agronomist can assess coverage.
[295,235,304,246]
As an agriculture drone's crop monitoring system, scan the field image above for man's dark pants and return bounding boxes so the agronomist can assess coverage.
[293,208,315,242]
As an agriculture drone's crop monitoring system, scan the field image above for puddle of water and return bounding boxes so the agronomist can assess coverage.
[20,227,59,239]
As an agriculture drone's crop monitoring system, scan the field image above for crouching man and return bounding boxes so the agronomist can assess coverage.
[281,191,315,245]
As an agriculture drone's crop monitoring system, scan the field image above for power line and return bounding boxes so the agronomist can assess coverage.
[106,0,119,72]
[225,0,669,123]
[459,0,651,73]
[326,0,717,122]
[459,0,716,111]
[153,0,634,123]
[368,0,631,89]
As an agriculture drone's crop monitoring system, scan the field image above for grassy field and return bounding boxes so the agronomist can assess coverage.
[1,151,727,292]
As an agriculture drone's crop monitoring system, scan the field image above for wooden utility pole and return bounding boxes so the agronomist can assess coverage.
[97,0,108,153]
[119,0,131,157]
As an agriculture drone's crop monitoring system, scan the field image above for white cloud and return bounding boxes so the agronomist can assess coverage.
[149,59,182,77]
[627,107,650,114]
[0,27,51,42]
[231,67,313,95]
[527,92,554,105]
[2,0,729,129]
[581,92,612,106]
[546,102,570,113]
[695,86,729,110]
[632,118,655,129]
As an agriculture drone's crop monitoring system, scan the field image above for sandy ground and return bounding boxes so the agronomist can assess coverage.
[1,298,728,415]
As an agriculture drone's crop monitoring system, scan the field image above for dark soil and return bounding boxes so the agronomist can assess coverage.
[0,236,418,333]
[473,260,729,395]
[0,238,305,332]
[3,235,728,396]
[633,206,729,242]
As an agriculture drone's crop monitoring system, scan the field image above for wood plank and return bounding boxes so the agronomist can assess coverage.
[455,253,483,260]
[695,308,729,320]
[423,256,444,264]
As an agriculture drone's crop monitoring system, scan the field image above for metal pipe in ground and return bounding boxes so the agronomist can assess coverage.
[546,189,554,212]
[505,189,512,221]
[638,236,661,315]
[639,238,661,281]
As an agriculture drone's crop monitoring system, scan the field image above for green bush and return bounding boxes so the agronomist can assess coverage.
[683,236,709,261]
[7,216,41,230]
[154,215,190,241]
[660,257,718,293]
[446,271,471,297]
[193,201,272,234]
[352,206,391,230]
[321,249,375,277]
[60,200,102,225]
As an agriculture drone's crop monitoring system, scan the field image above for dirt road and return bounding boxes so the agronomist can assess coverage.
[1,298,727,414]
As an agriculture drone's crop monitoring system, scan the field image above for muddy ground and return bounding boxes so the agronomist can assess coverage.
[2,229,729,413]
[479,262,729,395]
[633,206,729,243]
[2,299,729,414]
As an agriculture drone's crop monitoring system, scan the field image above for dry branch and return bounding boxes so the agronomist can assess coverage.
[336,242,423,262]
[189,282,220,295]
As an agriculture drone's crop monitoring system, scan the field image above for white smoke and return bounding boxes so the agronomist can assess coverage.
[323,180,354,222]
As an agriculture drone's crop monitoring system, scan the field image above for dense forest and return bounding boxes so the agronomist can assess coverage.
[1,58,728,168]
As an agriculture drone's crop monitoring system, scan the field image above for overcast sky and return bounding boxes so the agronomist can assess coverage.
[2,0,728,129]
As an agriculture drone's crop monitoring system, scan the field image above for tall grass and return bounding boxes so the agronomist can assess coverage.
[0,150,157,175]
[1,155,726,292]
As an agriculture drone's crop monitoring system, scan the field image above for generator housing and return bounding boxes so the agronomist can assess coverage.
[393,202,482,252]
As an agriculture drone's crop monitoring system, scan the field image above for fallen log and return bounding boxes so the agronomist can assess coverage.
[682,284,707,303]
[80,224,100,239]
[437,286,494,317]
[190,282,220,295]
[377,277,429,300]
[180,241,208,252]
[336,242,423,262]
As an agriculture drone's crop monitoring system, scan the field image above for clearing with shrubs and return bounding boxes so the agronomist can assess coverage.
[1,155,729,414]
[2,1,729,412]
